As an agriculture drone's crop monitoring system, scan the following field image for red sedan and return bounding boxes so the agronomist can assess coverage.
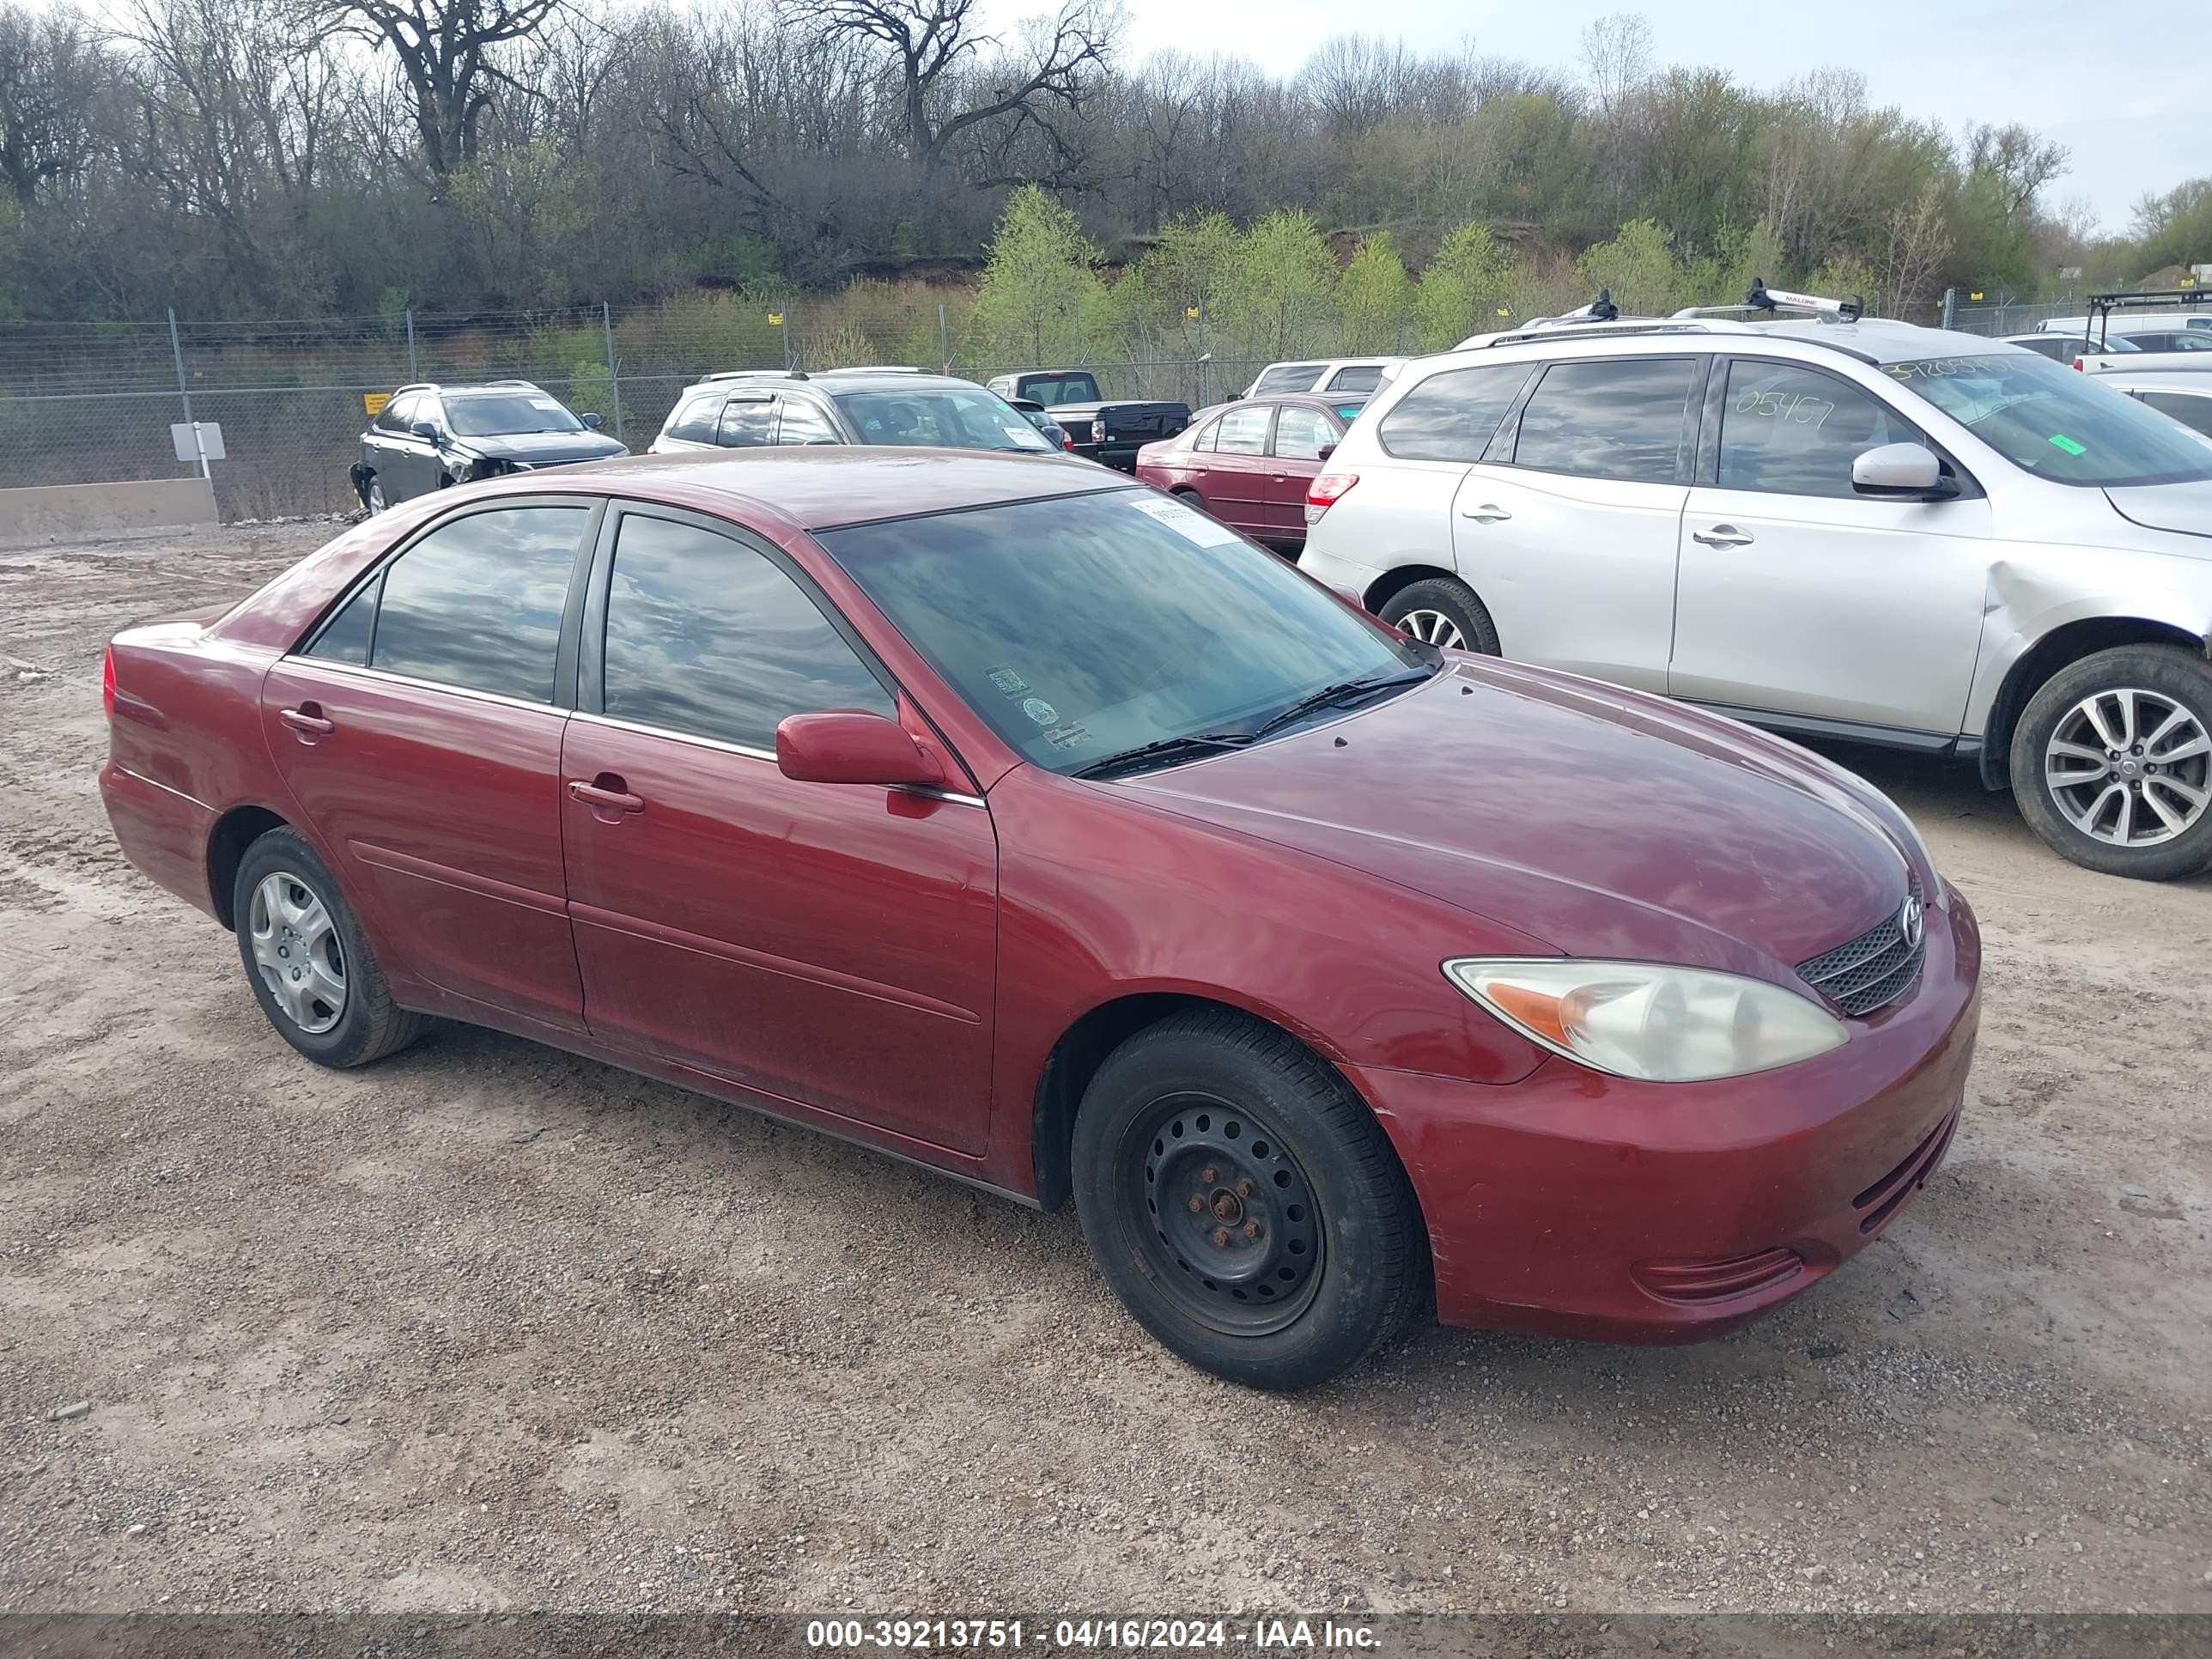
[1135,394,1352,551]
[99,450,1978,1389]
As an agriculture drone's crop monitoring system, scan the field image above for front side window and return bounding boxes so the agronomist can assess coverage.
[1513,357,1695,484]
[443,392,583,438]
[2138,392,2212,441]
[818,489,1431,776]
[373,395,415,434]
[1212,407,1271,454]
[775,398,842,445]
[599,514,891,750]
[1884,353,2212,486]
[1326,364,1386,395]
[1255,364,1324,394]
[716,397,777,447]
[1716,361,1910,498]
[1376,364,1534,463]
[1273,406,1334,460]
[664,394,722,445]
[368,507,588,702]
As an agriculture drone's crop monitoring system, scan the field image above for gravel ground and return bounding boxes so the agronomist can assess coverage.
[1,523,2208,1620]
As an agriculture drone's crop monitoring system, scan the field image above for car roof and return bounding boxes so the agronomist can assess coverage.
[542,446,1127,532]
[685,371,985,396]
[392,380,549,398]
[1443,314,1999,368]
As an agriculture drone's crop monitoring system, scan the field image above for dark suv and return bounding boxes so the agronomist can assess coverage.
[351,381,627,512]
[649,368,1061,457]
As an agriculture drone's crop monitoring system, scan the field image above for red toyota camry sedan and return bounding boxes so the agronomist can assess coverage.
[99,450,1979,1389]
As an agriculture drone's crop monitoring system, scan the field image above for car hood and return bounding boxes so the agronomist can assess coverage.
[2106,478,2212,544]
[447,431,628,465]
[1120,657,1919,979]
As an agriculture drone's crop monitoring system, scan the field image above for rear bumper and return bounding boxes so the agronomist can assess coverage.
[100,761,220,921]
[1358,884,1982,1342]
[1071,441,1146,472]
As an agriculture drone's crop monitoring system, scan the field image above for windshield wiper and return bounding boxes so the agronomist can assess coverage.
[1068,732,1256,781]
[1249,668,1437,740]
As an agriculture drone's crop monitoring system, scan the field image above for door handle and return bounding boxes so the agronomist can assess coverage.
[279,704,333,737]
[1461,504,1512,523]
[1692,524,1755,548]
[568,777,645,814]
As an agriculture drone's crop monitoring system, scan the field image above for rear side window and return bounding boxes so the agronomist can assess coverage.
[717,398,777,447]
[599,514,893,750]
[1213,407,1271,454]
[1376,365,1532,463]
[776,398,841,444]
[369,507,589,702]
[307,572,382,665]
[1513,358,1695,484]
[665,394,721,445]
[1273,406,1334,460]
[1326,364,1385,395]
[1254,364,1323,394]
[1188,418,1219,453]
[2139,392,2212,440]
[1716,362,1909,498]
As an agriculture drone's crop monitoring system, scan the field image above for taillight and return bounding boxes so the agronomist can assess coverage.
[1061,433,1073,450]
[100,645,115,722]
[2071,357,2085,371]
[1305,471,1358,526]
[1089,420,1105,444]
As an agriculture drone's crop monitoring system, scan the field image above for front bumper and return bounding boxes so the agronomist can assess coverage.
[1356,885,1982,1342]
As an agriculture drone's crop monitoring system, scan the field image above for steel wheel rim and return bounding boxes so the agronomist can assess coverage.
[1397,608,1465,649]
[2045,686,2211,848]
[1117,1091,1326,1337]
[248,870,347,1034]
[367,480,386,513]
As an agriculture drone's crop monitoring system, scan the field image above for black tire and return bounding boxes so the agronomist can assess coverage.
[1378,576,1500,655]
[231,827,428,1067]
[1071,1009,1429,1390]
[2009,643,2212,881]
[1170,485,1212,515]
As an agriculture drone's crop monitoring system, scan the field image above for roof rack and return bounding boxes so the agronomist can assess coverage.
[2087,288,2209,348]
[701,368,809,383]
[813,364,927,375]
[1674,280,1863,324]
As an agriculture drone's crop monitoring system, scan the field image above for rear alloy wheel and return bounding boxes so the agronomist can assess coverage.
[2011,644,2212,880]
[1072,1010,1428,1390]
[232,828,428,1066]
[1378,576,1500,655]
[365,477,387,514]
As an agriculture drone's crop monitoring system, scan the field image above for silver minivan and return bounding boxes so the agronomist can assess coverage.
[1299,309,2212,879]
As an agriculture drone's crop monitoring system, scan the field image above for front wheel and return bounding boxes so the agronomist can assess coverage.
[2009,643,2212,880]
[364,476,386,514]
[1071,1011,1428,1390]
[1378,576,1500,654]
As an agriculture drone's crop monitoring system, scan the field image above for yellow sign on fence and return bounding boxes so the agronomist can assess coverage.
[1185,306,1200,320]
[767,312,784,326]
[362,392,389,417]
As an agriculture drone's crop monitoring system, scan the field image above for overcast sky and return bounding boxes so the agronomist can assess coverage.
[1091,0,2201,234]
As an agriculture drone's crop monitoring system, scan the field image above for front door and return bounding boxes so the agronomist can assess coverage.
[558,505,999,1156]
[1451,356,1698,693]
[261,500,598,1028]
[1669,357,1990,736]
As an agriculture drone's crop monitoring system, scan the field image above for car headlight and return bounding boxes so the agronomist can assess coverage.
[1443,958,1847,1083]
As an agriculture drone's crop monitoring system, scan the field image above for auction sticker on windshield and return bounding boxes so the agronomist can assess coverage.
[1002,424,1052,449]
[1126,493,1240,547]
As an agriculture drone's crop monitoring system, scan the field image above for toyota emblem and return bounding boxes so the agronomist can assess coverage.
[1899,895,1924,950]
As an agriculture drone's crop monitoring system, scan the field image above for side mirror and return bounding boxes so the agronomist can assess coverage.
[1851,441,1954,501]
[409,420,439,441]
[1317,441,1337,461]
[580,411,603,429]
[775,710,947,790]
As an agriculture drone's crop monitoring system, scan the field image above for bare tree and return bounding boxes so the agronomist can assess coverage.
[310,0,565,181]
[0,3,106,208]
[1965,121,2067,221]
[793,0,1112,179]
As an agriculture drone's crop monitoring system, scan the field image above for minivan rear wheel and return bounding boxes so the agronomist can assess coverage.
[1378,577,1499,655]
[2010,643,2212,880]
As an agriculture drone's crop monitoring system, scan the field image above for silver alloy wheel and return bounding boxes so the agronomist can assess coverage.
[248,870,347,1034]
[1396,608,1466,649]
[2044,686,2212,848]
[367,478,386,514]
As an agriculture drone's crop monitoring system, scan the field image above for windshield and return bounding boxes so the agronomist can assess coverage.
[817,490,1433,775]
[1883,354,2212,487]
[444,392,584,437]
[832,387,1054,453]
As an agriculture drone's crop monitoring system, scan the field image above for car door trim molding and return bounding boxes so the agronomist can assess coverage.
[567,710,987,808]
[349,840,569,915]
[569,900,983,1023]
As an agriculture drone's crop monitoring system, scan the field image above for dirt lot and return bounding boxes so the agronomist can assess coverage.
[2,523,2208,1620]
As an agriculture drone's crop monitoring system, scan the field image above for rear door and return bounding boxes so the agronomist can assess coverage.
[1265,404,1337,541]
[1197,404,1276,538]
[557,504,999,1155]
[261,500,598,1028]
[1447,356,1697,691]
[364,393,417,500]
[1670,356,1991,735]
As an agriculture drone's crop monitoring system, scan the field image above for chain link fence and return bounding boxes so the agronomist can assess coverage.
[0,300,1276,522]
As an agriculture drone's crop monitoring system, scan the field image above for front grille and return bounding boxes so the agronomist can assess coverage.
[1796,879,1925,1017]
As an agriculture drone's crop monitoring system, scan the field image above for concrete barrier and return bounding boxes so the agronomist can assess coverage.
[0,477,221,546]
